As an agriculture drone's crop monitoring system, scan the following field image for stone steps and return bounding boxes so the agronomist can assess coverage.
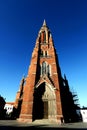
[32,119,60,124]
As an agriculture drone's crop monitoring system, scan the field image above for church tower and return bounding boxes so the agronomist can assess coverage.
[15,20,63,123]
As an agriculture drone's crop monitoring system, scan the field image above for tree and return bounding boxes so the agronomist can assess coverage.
[0,95,6,119]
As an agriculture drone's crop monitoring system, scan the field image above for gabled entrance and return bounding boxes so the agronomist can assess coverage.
[32,81,57,121]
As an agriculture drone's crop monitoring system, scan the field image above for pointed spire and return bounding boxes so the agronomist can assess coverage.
[43,19,46,26]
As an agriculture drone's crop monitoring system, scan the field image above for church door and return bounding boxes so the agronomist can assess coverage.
[43,101,48,118]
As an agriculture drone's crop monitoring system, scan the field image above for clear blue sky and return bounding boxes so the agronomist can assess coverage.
[0,0,87,108]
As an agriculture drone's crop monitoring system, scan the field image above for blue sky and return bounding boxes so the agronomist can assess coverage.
[0,0,87,108]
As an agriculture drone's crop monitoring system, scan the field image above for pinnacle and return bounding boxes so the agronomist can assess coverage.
[43,19,46,26]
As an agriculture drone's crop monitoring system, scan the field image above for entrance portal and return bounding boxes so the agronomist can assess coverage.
[32,82,56,121]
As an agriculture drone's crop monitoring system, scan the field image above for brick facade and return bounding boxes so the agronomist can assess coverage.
[15,20,63,123]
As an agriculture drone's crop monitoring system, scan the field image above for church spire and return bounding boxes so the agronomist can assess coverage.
[43,19,46,26]
[15,20,63,123]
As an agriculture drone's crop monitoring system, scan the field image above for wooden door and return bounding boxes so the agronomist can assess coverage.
[43,101,48,119]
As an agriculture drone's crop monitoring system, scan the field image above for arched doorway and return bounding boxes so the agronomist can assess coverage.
[32,82,57,121]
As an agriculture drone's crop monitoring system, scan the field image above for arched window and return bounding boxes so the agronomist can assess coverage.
[41,62,51,76]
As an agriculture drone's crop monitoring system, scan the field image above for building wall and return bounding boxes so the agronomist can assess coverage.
[4,103,14,115]
[14,20,80,123]
[15,20,63,123]
[80,109,87,122]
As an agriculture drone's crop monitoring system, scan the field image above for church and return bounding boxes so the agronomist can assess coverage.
[14,20,80,124]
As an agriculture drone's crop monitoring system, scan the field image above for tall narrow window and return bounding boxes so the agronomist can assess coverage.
[45,51,47,57]
[42,62,46,75]
[43,31,46,42]
[47,65,49,76]
[40,50,43,57]
[41,31,46,43]
[49,65,51,76]
[47,65,51,76]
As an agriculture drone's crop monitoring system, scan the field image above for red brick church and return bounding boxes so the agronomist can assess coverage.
[14,20,80,124]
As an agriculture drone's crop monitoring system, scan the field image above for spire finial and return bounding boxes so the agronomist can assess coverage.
[43,19,46,26]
